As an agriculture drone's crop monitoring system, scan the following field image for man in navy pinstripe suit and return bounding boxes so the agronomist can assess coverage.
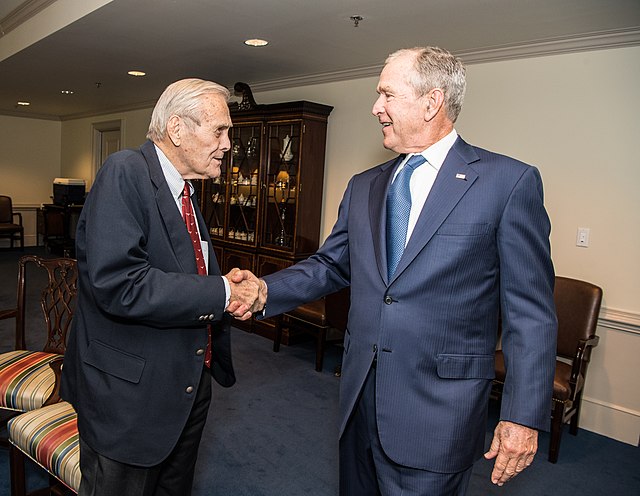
[259,47,557,495]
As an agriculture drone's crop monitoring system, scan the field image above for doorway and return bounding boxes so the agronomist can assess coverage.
[92,120,123,183]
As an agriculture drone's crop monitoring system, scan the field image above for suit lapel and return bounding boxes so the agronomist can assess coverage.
[141,141,197,274]
[391,137,480,282]
[370,156,404,284]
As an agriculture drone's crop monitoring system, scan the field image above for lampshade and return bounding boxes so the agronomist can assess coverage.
[276,169,290,184]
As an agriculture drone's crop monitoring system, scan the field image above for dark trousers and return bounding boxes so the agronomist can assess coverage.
[78,367,212,496]
[339,365,473,496]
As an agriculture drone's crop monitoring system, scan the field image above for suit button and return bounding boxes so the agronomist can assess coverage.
[186,386,194,394]
[196,349,205,356]
[373,344,378,353]
[208,313,215,320]
[198,315,205,321]
[384,296,393,305]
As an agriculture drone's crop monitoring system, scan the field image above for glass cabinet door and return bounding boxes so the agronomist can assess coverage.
[262,121,301,251]
[207,160,227,240]
[194,164,227,240]
[227,122,262,245]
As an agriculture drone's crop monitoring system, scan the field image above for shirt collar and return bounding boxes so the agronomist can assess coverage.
[407,128,458,171]
[154,144,190,200]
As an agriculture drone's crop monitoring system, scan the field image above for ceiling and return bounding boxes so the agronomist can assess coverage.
[1,0,639,120]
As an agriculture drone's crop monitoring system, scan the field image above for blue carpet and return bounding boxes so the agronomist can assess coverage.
[0,247,639,495]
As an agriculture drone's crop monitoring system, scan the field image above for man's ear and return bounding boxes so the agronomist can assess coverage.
[166,115,181,146]
[424,88,445,122]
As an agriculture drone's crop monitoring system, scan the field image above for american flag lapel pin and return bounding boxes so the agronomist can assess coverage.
[455,173,466,180]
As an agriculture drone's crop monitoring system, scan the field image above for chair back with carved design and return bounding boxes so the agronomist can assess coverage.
[13,255,78,353]
[0,255,77,448]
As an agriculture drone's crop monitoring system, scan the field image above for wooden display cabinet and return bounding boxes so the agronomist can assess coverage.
[193,84,332,342]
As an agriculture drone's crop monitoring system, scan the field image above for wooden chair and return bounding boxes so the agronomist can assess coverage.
[0,255,77,444]
[0,255,79,495]
[8,357,80,495]
[273,287,350,372]
[41,205,79,258]
[493,276,603,463]
[0,195,24,249]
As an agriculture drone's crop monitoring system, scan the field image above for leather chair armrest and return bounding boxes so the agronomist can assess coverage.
[569,335,600,395]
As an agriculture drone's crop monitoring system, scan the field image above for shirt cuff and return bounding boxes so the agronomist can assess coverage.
[222,276,230,309]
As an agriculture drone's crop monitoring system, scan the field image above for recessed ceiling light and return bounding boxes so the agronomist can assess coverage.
[244,38,269,47]
[61,90,74,95]
[17,101,30,106]
[128,70,146,77]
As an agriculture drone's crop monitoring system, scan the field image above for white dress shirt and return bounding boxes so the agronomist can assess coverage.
[155,145,231,305]
[390,129,458,247]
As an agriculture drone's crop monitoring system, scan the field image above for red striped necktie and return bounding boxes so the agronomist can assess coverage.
[182,182,211,368]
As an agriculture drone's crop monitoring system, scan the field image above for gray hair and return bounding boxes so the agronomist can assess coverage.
[147,78,231,141]
[386,47,466,123]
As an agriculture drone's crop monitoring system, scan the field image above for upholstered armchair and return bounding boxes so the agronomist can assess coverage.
[8,356,80,495]
[0,255,77,436]
[0,255,79,494]
[494,276,603,463]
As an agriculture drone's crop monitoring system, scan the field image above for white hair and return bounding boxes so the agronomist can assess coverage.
[386,47,466,122]
[147,78,230,141]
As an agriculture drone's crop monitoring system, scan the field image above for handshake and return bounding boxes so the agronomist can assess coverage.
[224,268,268,320]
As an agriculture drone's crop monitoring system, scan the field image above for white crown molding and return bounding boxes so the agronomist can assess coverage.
[59,99,157,121]
[457,27,640,64]
[0,107,61,120]
[599,307,640,335]
[249,27,640,93]
[0,0,58,36]
[249,65,382,93]
[2,26,639,120]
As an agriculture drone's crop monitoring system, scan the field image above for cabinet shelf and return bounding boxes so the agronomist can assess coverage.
[193,87,332,338]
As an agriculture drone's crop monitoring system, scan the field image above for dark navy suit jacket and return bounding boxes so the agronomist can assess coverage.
[61,140,235,466]
[263,136,557,472]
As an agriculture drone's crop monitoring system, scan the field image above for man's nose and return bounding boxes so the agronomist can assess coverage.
[371,94,384,117]
[221,131,231,152]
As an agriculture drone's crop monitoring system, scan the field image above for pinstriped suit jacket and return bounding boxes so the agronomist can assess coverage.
[263,136,557,472]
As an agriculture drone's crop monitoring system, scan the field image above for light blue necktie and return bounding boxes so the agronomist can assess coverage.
[386,154,427,279]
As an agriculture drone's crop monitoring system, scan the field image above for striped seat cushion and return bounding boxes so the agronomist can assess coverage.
[8,401,81,492]
[0,350,60,411]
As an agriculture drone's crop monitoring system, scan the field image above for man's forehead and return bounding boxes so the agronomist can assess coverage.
[199,95,232,124]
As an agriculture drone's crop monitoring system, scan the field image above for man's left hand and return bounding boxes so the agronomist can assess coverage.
[484,421,538,486]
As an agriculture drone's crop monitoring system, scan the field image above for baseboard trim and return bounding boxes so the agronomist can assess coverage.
[583,396,640,419]
[580,397,640,446]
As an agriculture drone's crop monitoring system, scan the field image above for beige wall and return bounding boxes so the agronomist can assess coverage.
[460,47,640,445]
[0,115,61,204]
[1,45,638,444]
[60,107,153,187]
[0,115,62,246]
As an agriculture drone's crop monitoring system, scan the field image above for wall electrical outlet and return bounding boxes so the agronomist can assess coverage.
[576,227,590,247]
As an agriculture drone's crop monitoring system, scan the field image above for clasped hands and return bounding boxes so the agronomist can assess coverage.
[224,268,267,320]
